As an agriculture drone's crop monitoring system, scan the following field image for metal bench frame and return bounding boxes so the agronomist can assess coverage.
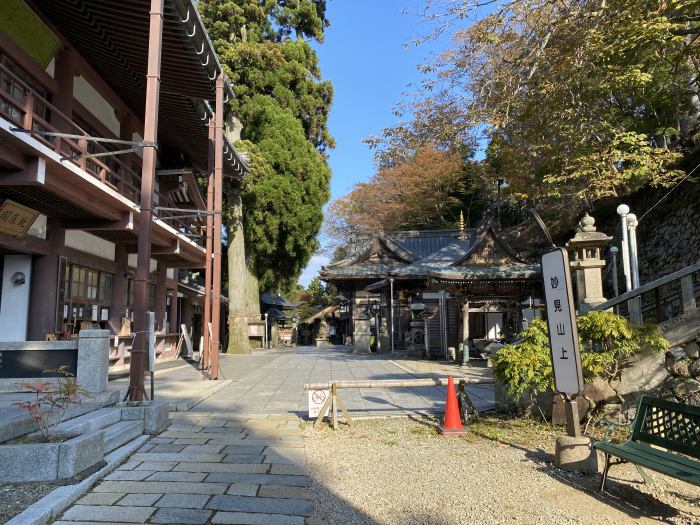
[594,395,700,491]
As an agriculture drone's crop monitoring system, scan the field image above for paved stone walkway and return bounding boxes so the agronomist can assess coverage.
[199,346,494,416]
[55,412,313,525]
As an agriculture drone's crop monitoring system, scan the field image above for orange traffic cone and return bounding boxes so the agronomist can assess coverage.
[439,376,468,437]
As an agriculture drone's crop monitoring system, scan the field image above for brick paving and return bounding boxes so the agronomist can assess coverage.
[56,412,316,525]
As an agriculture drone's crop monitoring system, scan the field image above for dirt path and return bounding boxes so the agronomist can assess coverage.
[303,416,700,525]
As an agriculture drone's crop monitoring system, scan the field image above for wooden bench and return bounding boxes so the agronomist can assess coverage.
[593,395,700,491]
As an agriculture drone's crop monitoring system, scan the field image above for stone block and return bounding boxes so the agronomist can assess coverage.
[58,429,105,479]
[226,483,259,497]
[684,341,700,359]
[105,470,154,481]
[205,473,311,487]
[207,495,313,517]
[131,452,224,463]
[118,400,169,433]
[221,445,265,455]
[151,508,211,524]
[223,455,264,464]
[77,329,110,394]
[554,436,599,473]
[174,463,268,474]
[62,504,155,523]
[95,480,229,495]
[77,493,123,505]
[258,485,313,500]
[182,444,225,454]
[118,493,163,507]
[156,493,210,509]
[0,442,59,481]
[150,444,187,453]
[211,512,304,525]
[146,471,206,482]
[135,461,177,471]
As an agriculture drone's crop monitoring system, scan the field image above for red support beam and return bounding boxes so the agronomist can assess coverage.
[211,74,225,379]
[128,0,164,401]
[202,119,214,372]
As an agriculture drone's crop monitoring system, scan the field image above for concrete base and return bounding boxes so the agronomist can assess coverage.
[555,436,599,473]
[117,400,169,433]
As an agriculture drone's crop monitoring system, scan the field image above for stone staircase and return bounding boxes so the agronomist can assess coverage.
[54,408,146,454]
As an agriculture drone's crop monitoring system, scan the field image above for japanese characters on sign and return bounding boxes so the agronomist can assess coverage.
[541,248,583,395]
[0,200,39,238]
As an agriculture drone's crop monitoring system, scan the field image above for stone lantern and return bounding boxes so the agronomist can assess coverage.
[566,214,613,313]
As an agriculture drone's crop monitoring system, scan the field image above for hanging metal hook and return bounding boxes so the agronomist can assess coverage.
[196,41,205,55]
[180,7,190,23]
[187,23,196,37]
[201,54,210,66]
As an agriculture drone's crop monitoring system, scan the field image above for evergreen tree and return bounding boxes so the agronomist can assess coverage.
[199,0,333,291]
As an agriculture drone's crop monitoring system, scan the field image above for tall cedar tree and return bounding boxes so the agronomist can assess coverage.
[199,0,333,292]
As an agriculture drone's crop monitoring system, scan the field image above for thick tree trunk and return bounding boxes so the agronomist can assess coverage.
[226,185,249,354]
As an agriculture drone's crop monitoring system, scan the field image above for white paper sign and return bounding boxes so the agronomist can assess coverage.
[308,389,330,418]
[541,248,583,395]
[147,312,156,372]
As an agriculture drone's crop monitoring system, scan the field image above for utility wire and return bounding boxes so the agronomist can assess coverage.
[638,163,699,223]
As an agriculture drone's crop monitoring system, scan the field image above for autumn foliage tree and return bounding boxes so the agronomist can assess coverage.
[371,0,700,226]
[326,146,488,242]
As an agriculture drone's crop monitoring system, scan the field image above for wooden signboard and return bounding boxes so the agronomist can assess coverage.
[541,248,583,396]
[0,200,39,237]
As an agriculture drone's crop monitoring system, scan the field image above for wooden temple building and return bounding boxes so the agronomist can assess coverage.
[0,0,248,391]
[320,223,544,358]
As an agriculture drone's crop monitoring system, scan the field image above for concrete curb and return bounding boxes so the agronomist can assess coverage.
[169,379,233,412]
[5,435,149,525]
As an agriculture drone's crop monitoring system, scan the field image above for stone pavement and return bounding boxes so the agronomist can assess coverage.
[196,346,494,417]
[55,411,313,525]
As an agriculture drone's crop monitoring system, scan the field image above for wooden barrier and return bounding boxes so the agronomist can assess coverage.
[304,377,494,429]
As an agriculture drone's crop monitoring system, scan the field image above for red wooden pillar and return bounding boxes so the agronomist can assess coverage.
[202,118,214,371]
[211,74,224,379]
[128,0,164,401]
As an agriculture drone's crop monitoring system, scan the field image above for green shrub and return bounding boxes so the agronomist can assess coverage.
[492,311,668,403]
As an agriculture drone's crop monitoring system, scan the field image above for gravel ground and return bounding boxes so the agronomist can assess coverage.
[0,481,57,523]
[303,416,700,525]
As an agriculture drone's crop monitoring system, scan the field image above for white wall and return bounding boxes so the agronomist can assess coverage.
[127,254,157,273]
[486,313,503,340]
[65,231,115,261]
[73,75,120,136]
[0,255,32,341]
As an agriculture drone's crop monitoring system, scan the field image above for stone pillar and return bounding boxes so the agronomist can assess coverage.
[378,296,390,352]
[168,287,178,333]
[110,246,128,332]
[461,300,470,345]
[28,218,65,340]
[77,329,110,393]
[566,214,612,314]
[154,261,168,331]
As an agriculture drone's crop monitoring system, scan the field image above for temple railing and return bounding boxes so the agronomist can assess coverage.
[591,261,700,324]
[0,61,201,245]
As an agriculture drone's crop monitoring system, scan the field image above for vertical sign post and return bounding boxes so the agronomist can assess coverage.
[541,248,583,437]
[147,312,155,400]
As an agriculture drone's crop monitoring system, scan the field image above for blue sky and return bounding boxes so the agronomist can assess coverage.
[298,1,448,286]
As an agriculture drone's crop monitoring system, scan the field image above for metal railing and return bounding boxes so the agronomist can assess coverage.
[592,261,700,324]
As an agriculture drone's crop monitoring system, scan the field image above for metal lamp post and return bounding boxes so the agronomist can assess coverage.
[626,213,640,289]
[389,278,395,354]
[609,246,619,297]
[616,204,632,292]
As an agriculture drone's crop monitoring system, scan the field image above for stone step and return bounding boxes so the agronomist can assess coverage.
[54,408,123,436]
[103,420,144,453]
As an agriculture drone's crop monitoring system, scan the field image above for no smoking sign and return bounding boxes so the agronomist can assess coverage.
[308,389,330,418]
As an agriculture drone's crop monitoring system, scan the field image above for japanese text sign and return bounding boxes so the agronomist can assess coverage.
[541,248,583,395]
[0,200,39,237]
